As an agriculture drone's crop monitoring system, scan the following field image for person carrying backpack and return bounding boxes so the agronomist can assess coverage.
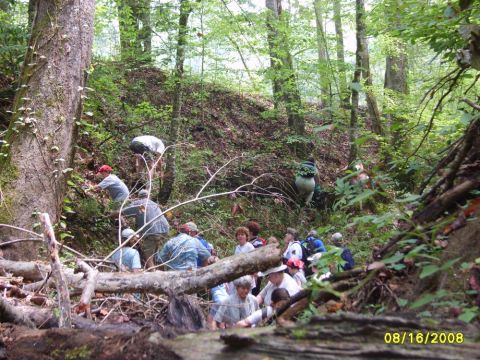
[300,229,326,276]
[331,232,354,271]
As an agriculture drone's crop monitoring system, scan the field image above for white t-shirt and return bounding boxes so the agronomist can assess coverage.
[259,273,301,306]
[235,242,255,255]
[132,135,165,154]
[245,306,273,327]
[283,241,303,261]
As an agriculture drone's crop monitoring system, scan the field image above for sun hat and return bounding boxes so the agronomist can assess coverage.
[331,232,343,242]
[185,222,198,232]
[138,189,149,198]
[121,228,135,239]
[258,264,287,277]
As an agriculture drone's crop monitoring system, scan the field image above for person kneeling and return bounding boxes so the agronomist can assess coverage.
[236,288,290,328]
[212,276,258,330]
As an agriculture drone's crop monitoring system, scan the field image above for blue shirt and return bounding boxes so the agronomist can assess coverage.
[196,235,213,267]
[304,236,326,253]
[122,198,170,236]
[156,233,211,271]
[98,174,129,202]
[111,247,141,270]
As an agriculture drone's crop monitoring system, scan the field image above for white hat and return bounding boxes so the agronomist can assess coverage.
[258,264,287,277]
[121,228,135,239]
[307,252,323,263]
[331,232,343,242]
[138,189,149,198]
[185,222,198,232]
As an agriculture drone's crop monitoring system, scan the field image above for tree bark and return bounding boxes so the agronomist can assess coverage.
[265,0,305,138]
[333,0,349,109]
[383,0,408,148]
[356,0,383,136]
[348,9,362,164]
[0,0,95,260]
[158,0,192,204]
[0,245,282,295]
[313,0,331,109]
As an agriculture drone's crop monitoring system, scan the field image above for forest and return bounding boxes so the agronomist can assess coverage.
[0,0,479,358]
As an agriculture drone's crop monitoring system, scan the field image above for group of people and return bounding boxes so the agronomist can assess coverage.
[90,137,356,329]
[208,222,355,329]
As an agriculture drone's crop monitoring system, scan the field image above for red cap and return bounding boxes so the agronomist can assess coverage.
[96,165,112,176]
[287,258,304,269]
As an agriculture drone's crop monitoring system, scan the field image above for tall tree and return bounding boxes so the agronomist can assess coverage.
[265,0,305,136]
[333,0,349,108]
[356,0,383,136]
[384,0,408,148]
[313,0,331,109]
[116,0,152,63]
[0,0,95,260]
[348,2,362,164]
[158,0,192,203]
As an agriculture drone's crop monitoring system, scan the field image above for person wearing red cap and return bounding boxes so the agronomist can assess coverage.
[286,258,307,287]
[92,165,129,206]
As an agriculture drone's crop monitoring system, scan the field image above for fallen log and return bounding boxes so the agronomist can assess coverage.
[0,297,35,328]
[1,245,282,295]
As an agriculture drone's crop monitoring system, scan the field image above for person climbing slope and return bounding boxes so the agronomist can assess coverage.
[91,165,129,208]
[129,135,166,177]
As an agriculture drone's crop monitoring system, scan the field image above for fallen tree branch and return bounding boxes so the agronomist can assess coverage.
[0,297,35,328]
[1,245,282,295]
[40,213,72,328]
[414,176,480,224]
[75,260,99,319]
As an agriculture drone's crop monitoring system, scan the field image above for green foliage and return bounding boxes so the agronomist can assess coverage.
[0,6,28,78]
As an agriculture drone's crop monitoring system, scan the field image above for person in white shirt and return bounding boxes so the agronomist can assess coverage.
[234,227,255,255]
[228,227,255,294]
[282,227,302,262]
[212,276,258,329]
[256,264,301,306]
[236,288,290,328]
[129,135,165,177]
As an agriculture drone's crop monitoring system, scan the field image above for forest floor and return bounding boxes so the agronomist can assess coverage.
[1,66,479,359]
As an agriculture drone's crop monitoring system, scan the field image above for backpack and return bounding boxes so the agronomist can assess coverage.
[340,248,354,271]
[300,236,325,276]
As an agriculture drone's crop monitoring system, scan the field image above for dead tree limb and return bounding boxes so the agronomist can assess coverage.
[75,260,98,319]
[414,176,480,224]
[0,245,282,295]
[40,213,72,328]
[0,297,35,328]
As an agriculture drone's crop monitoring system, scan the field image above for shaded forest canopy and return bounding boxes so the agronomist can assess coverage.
[0,0,479,358]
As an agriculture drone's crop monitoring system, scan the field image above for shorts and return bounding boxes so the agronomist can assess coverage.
[141,233,168,263]
[130,141,154,160]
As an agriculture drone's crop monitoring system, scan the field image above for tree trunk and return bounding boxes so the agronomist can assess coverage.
[333,0,349,109]
[0,0,95,260]
[116,0,152,63]
[0,245,282,295]
[265,0,305,137]
[356,0,383,136]
[137,0,152,63]
[348,3,362,164]
[383,0,408,148]
[313,0,331,110]
[158,0,192,204]
[27,0,37,30]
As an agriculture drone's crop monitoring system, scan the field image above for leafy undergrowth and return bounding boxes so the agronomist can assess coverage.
[65,61,353,255]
